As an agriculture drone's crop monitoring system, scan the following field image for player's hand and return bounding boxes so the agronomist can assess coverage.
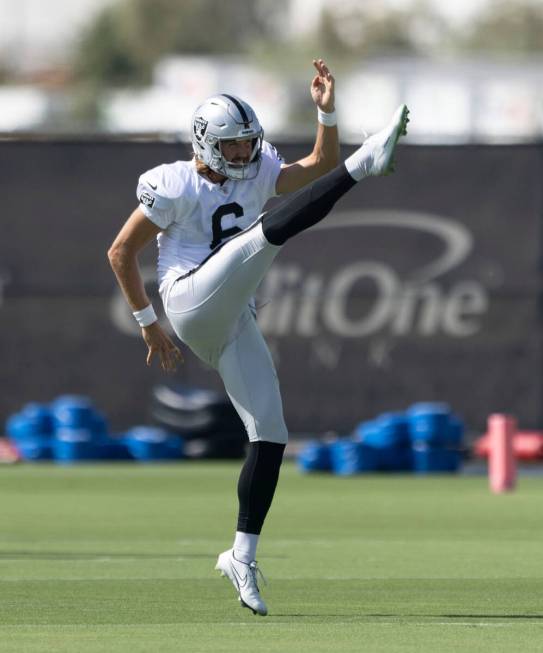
[310,58,335,113]
[142,322,183,373]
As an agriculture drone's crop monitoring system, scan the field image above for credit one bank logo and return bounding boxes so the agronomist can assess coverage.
[258,210,488,339]
[111,210,489,339]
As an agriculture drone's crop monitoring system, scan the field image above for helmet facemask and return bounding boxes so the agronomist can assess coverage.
[214,133,263,180]
[191,94,264,181]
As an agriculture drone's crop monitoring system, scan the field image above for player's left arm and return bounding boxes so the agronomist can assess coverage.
[275,58,339,195]
[108,207,183,373]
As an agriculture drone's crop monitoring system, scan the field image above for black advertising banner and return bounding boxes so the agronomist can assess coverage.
[0,142,542,435]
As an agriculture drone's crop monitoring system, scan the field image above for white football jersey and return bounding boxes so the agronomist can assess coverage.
[137,140,283,296]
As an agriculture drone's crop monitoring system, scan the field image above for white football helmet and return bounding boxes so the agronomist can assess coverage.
[191,94,264,180]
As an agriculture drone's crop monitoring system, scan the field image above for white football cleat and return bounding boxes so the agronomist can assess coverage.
[358,104,410,177]
[215,548,268,616]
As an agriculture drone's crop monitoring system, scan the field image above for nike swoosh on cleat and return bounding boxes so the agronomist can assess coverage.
[231,565,248,589]
[148,182,157,190]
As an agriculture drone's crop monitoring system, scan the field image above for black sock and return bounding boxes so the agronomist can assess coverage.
[236,441,286,534]
[261,164,356,246]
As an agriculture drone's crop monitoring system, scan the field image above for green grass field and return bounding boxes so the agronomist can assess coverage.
[1,462,542,652]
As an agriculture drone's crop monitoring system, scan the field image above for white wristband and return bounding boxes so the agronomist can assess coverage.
[133,304,158,328]
[317,107,337,127]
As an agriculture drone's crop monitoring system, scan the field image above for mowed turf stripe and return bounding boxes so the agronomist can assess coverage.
[1,622,543,653]
[1,577,543,625]
[1,465,543,652]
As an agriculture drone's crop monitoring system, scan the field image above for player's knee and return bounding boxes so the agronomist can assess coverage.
[265,431,288,445]
[255,421,288,445]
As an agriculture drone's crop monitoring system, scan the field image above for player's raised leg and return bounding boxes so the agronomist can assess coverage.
[261,104,409,245]
[166,104,410,346]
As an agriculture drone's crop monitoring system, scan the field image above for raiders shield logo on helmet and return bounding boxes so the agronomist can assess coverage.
[193,117,208,142]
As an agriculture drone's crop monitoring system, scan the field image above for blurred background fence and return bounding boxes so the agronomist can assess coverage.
[2,0,543,437]
[1,140,542,435]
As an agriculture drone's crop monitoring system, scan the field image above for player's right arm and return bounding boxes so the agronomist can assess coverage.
[275,59,339,195]
[107,208,183,372]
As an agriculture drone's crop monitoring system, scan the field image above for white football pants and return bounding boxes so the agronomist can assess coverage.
[163,221,288,444]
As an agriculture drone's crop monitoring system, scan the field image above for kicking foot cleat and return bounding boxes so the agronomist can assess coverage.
[215,549,268,616]
[364,104,410,176]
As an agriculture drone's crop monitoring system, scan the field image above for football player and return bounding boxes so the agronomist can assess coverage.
[108,59,409,616]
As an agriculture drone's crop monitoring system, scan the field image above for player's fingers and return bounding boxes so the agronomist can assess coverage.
[318,59,333,81]
[322,69,333,84]
[164,338,182,360]
[146,347,154,367]
[311,74,321,88]
[163,347,180,373]
[159,351,171,373]
[163,347,175,371]
[165,351,176,372]
[313,60,327,79]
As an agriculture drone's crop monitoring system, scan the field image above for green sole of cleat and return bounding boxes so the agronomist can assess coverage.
[239,597,258,615]
[384,105,409,174]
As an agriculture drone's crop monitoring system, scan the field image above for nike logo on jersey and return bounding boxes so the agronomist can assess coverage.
[148,182,158,190]
[231,563,248,589]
